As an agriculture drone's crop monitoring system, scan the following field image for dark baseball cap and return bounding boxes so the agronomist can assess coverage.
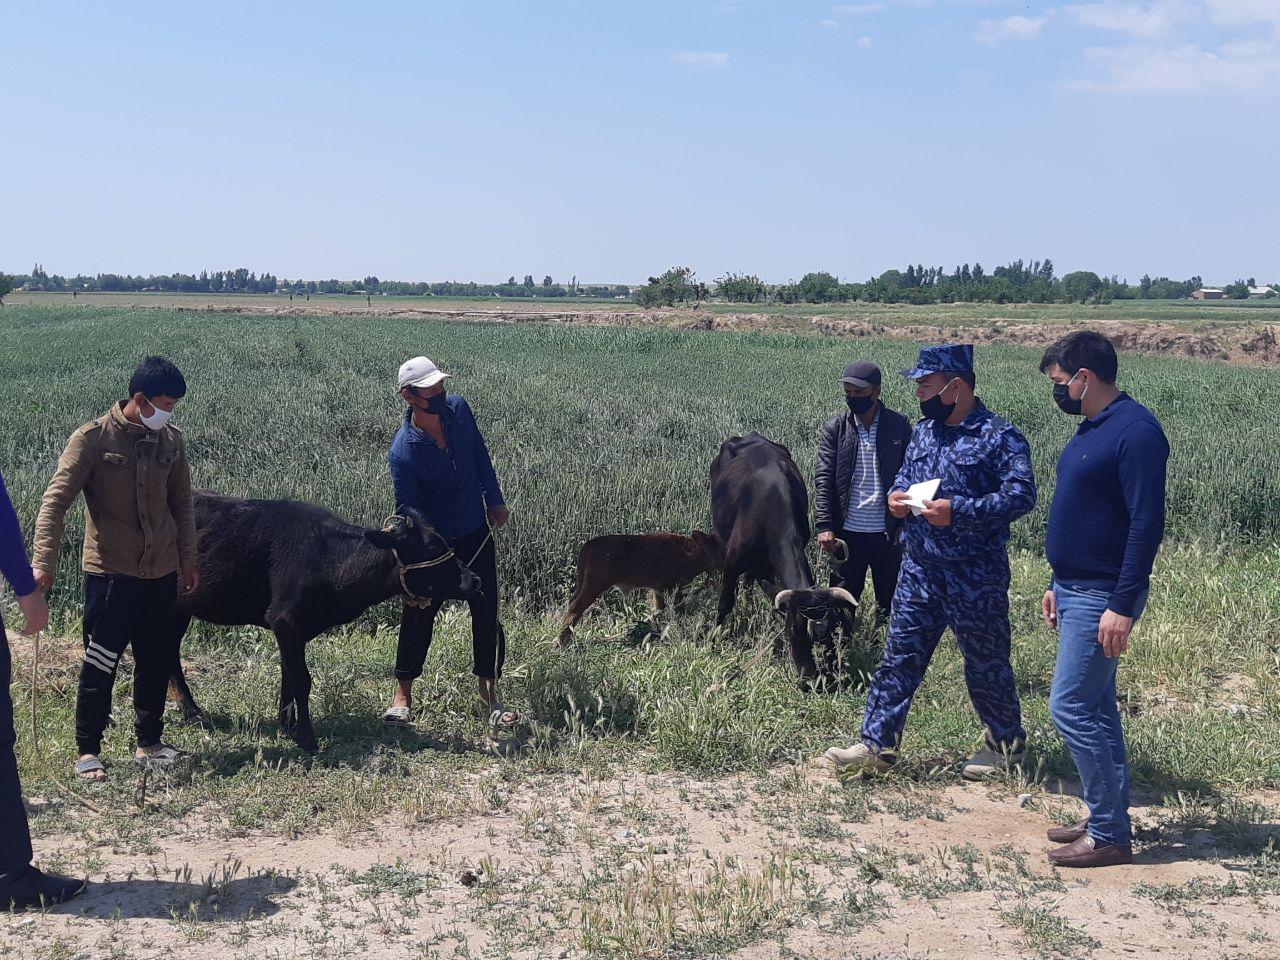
[840,361,882,388]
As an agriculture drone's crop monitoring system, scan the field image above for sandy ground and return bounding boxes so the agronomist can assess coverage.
[5,768,1278,960]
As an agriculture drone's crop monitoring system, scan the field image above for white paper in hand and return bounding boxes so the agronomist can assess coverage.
[903,479,941,517]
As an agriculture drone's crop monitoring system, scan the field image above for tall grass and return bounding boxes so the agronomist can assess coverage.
[1,304,1276,616]
[1,304,1277,807]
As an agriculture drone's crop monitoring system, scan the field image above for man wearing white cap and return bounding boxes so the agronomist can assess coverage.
[384,357,515,729]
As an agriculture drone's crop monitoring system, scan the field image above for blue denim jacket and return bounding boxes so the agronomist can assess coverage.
[388,396,504,543]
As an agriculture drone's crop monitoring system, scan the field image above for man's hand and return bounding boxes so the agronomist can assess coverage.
[888,490,912,519]
[33,569,54,593]
[488,505,510,528]
[1042,590,1058,631]
[1098,609,1134,658]
[17,590,49,636]
[180,567,201,594]
[818,530,837,553]
[920,499,953,527]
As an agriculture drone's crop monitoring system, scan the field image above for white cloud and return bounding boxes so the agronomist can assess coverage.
[832,2,886,13]
[1206,0,1280,25]
[857,34,874,45]
[1064,1,1197,38]
[821,17,840,28]
[673,51,730,68]
[976,14,1048,43]
[1065,38,1280,91]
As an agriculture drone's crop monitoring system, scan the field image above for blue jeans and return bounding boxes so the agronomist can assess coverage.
[1049,582,1147,847]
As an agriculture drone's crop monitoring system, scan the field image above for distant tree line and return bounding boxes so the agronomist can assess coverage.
[8,265,631,300]
[5,260,1275,308]
[627,260,1273,306]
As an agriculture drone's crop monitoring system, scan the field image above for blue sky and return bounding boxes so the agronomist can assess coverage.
[3,1,1277,284]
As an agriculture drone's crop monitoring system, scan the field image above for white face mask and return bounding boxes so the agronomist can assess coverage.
[139,398,173,431]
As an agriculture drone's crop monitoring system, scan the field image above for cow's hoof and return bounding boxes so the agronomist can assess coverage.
[180,706,211,727]
[297,738,319,755]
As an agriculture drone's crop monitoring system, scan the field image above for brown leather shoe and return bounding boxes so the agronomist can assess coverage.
[1046,818,1089,844]
[1048,834,1132,868]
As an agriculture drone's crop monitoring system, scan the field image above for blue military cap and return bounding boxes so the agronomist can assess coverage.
[901,343,974,380]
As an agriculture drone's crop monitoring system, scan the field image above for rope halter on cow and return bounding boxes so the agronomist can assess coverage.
[382,514,457,609]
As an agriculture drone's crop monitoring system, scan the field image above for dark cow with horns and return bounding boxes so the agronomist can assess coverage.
[167,491,481,752]
[709,433,858,684]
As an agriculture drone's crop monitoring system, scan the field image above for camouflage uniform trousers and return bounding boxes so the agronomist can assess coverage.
[861,551,1026,753]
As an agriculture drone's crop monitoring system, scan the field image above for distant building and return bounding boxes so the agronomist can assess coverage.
[1248,286,1275,297]
[1191,288,1226,300]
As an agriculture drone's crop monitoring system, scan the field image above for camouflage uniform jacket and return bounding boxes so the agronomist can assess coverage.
[891,398,1036,566]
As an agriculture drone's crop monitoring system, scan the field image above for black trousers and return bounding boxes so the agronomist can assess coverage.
[394,527,505,682]
[76,572,177,755]
[832,529,902,620]
[0,620,33,886]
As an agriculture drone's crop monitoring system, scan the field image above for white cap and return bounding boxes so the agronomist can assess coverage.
[397,356,452,391]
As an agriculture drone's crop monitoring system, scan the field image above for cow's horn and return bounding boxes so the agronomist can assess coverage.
[828,587,859,607]
[773,589,795,611]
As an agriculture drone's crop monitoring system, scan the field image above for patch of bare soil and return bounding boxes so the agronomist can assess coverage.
[6,769,1278,960]
[168,301,1280,367]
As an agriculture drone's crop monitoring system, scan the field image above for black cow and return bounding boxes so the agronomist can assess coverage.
[168,491,481,752]
[709,433,857,683]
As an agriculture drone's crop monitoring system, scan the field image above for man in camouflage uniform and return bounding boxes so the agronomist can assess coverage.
[824,344,1036,780]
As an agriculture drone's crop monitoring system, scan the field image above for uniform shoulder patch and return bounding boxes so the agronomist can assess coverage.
[78,418,105,435]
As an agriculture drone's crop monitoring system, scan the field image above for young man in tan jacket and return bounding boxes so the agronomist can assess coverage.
[33,356,199,781]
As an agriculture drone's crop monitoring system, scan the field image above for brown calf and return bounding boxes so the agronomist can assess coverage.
[559,532,723,644]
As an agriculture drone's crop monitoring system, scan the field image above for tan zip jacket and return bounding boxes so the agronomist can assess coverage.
[33,402,196,579]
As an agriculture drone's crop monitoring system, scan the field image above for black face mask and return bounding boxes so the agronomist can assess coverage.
[919,379,958,422]
[420,393,448,416]
[845,395,876,416]
[1052,373,1085,416]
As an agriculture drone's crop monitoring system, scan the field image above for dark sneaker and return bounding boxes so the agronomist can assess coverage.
[0,868,87,912]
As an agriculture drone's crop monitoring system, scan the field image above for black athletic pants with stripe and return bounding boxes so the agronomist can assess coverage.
[394,527,504,682]
[76,572,177,756]
[0,618,33,886]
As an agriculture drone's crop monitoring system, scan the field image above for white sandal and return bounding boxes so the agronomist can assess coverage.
[382,705,412,726]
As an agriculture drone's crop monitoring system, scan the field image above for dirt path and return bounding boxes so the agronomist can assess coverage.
[6,769,1277,960]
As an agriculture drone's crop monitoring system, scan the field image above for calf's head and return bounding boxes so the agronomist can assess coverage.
[368,512,483,603]
[689,530,725,573]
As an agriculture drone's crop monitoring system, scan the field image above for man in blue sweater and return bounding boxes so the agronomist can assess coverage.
[383,357,516,730]
[0,468,85,910]
[1040,331,1168,868]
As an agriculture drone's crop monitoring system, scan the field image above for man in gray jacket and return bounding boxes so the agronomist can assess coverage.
[814,360,912,621]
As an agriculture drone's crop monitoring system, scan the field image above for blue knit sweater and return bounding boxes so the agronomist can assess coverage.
[1046,393,1168,617]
